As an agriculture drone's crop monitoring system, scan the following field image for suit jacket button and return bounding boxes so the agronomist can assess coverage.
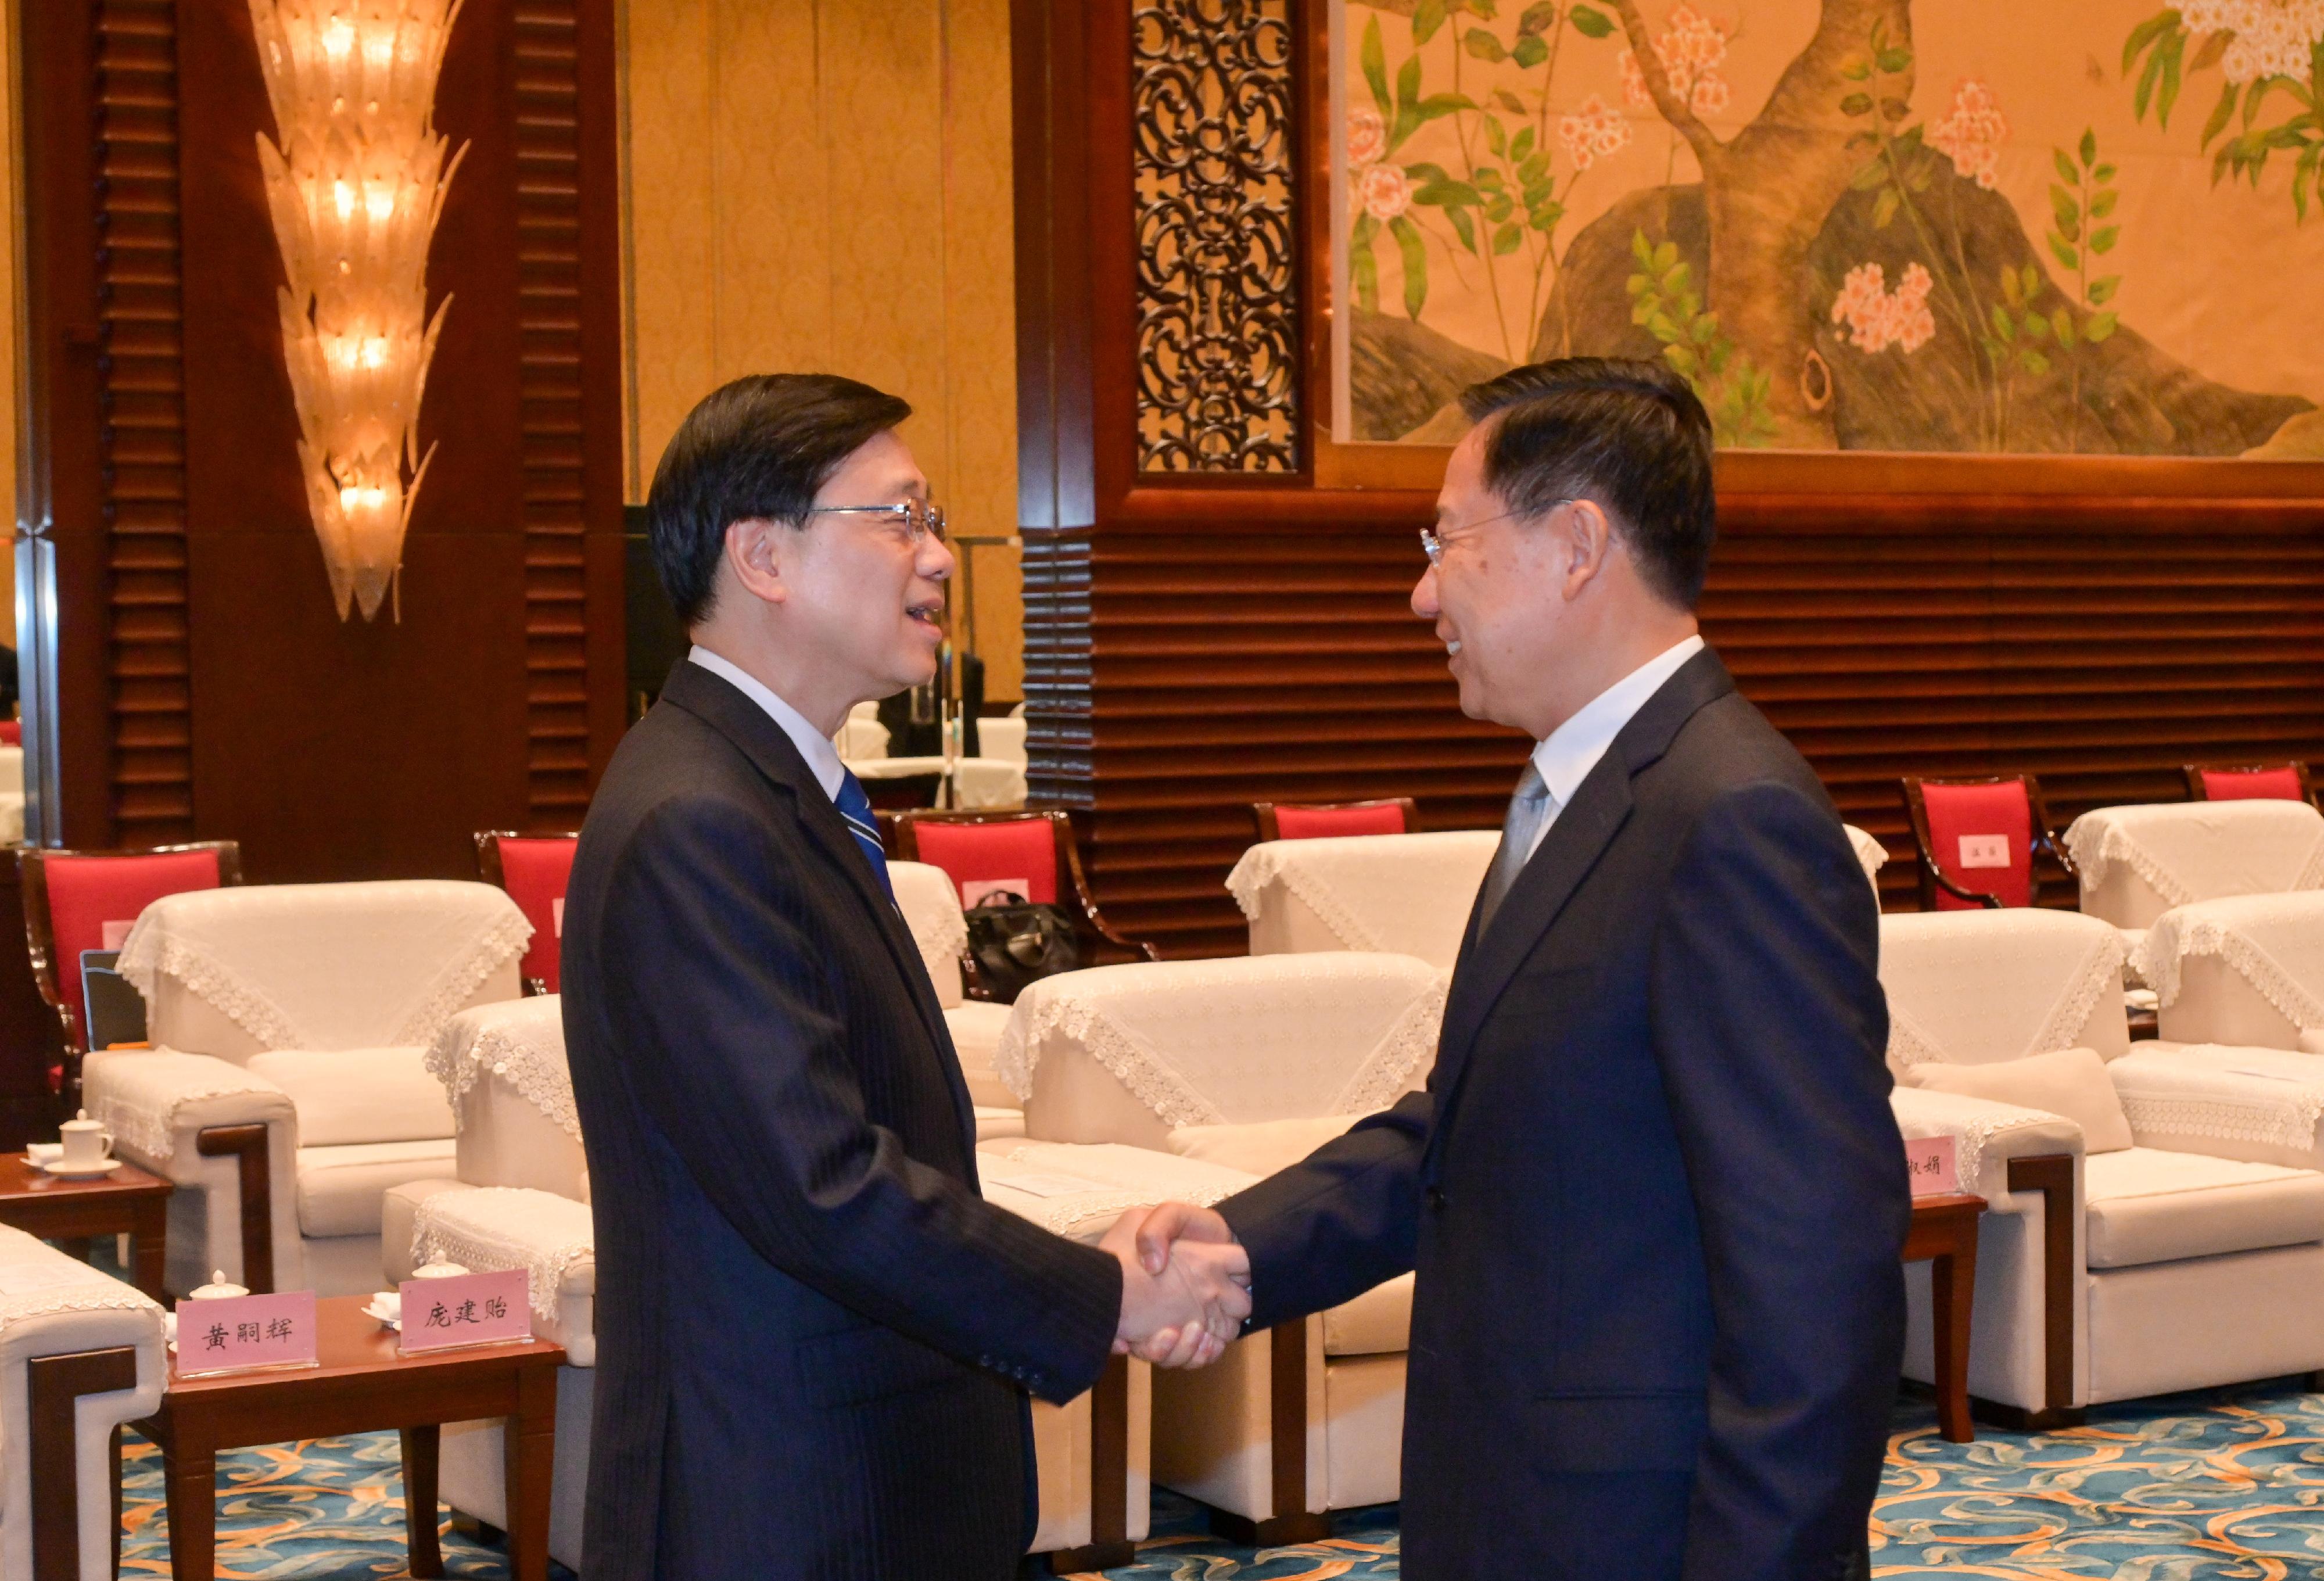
[1424,1185,1446,1211]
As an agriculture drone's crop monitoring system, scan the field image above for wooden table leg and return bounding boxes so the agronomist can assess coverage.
[130,1198,169,1302]
[504,1363,560,1581]
[401,1424,443,1579]
[1930,1238,1975,1443]
[160,1433,217,1581]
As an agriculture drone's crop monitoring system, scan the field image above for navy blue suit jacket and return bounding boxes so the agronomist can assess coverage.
[1218,648,1909,1581]
[561,662,1121,1581]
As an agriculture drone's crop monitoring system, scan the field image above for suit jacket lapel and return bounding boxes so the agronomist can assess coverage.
[658,664,979,1155]
[1429,649,1740,1130]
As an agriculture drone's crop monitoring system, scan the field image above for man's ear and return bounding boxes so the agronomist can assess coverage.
[1558,500,1614,601]
[723,517,788,608]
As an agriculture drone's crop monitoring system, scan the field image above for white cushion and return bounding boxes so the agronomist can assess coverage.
[945,1001,1017,1108]
[973,1106,1024,1142]
[296,1139,460,1237]
[2084,1147,2324,1267]
[1167,1115,1357,1176]
[246,1048,455,1146]
[1905,1048,2134,1153]
[1322,1272,1412,1357]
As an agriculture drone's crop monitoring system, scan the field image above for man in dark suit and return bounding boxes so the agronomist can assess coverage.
[561,374,1250,1581]
[1132,360,1909,1580]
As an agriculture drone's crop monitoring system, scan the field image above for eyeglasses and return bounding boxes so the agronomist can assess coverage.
[805,501,948,545]
[1419,498,1576,567]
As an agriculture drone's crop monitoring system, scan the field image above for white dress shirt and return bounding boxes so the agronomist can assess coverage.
[1521,634,1705,863]
[687,646,847,805]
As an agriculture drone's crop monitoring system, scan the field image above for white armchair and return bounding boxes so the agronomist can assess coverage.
[1882,906,2324,1417]
[0,1225,166,1581]
[889,859,1023,1138]
[997,951,1447,1540]
[1226,831,1498,967]
[2135,891,2324,1051]
[2067,798,2324,931]
[1843,823,1887,891]
[388,995,1152,1572]
[81,880,529,1295]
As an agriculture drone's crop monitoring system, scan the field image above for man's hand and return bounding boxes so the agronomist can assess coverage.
[1102,1207,1250,1369]
[1129,1200,1238,1277]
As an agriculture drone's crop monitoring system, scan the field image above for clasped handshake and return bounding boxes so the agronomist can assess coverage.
[1101,1200,1247,1370]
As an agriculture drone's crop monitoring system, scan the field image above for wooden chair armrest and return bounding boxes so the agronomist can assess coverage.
[1923,858,2007,909]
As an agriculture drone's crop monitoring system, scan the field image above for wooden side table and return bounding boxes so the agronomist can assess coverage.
[134,1294,565,1581]
[1903,1191,1985,1443]
[0,1152,171,1299]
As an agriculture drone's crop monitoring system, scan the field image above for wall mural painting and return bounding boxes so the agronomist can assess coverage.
[1329,0,2324,455]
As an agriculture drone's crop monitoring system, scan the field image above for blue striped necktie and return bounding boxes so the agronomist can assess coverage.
[834,769,895,901]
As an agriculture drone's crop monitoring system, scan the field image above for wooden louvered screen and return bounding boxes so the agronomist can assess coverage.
[1014,0,2324,958]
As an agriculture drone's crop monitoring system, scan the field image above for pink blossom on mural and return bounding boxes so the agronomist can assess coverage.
[1348,106,1387,169]
[2179,0,2324,84]
[1831,261,1936,354]
[1618,7,1734,117]
[1558,95,1633,171]
[1927,80,2009,191]
[1358,161,1414,220]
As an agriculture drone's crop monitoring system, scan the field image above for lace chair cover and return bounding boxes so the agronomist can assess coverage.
[2107,1045,2324,1159]
[2135,892,2324,1031]
[890,860,969,1006]
[119,880,532,1052]
[994,952,1447,1124]
[978,715,1028,768]
[1887,1087,2085,1200]
[951,758,1028,811]
[425,995,578,1143]
[0,1223,164,1328]
[977,1141,1258,1242]
[1843,824,1886,887]
[1226,831,1500,966]
[1878,909,2128,1071]
[84,1049,290,1163]
[2067,800,2324,922]
[410,1186,593,1324]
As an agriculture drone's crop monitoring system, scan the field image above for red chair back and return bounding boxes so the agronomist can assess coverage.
[1919,780,2035,909]
[494,836,579,992]
[1270,803,1412,840]
[42,849,226,1000]
[908,818,1060,905]
[2199,765,2306,802]
[0,721,20,745]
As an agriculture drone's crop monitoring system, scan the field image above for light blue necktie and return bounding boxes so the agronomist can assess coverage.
[834,770,895,901]
[1476,762,1555,936]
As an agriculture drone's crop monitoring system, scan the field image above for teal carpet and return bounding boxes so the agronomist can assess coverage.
[113,1380,2324,1577]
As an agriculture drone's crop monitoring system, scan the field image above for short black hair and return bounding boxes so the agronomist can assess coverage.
[646,373,913,625]
[1457,357,1716,608]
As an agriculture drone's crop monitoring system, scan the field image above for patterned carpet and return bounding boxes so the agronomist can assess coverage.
[112,1380,2324,1578]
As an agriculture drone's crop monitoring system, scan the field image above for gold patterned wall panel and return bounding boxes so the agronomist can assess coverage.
[621,0,1024,697]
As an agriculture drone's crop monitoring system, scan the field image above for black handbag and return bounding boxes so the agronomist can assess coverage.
[962,890,1082,1003]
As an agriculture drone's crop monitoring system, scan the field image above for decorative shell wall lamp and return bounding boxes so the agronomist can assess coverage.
[250,0,468,621]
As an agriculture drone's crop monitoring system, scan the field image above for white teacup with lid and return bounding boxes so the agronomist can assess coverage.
[187,1268,249,1301]
[58,1109,114,1170]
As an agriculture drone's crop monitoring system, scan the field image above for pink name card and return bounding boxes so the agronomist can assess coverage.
[176,1290,318,1376]
[1906,1135,1960,1198]
[398,1268,532,1354]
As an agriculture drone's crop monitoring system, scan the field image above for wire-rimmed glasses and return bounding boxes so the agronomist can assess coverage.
[805,501,949,544]
[1419,498,1576,567]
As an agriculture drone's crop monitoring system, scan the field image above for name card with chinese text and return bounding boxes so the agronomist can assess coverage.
[175,1290,318,1376]
[1905,1135,1960,1198]
[398,1268,532,1355]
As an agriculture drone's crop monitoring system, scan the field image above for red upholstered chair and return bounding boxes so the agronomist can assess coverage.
[1900,776,2076,910]
[475,831,580,995]
[1252,797,1418,842]
[17,841,243,1109]
[887,809,1159,970]
[2183,761,2315,805]
[0,720,20,745]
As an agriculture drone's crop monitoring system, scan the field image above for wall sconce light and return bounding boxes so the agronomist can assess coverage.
[249,0,468,621]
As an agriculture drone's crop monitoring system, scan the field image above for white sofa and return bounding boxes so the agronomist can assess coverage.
[1882,906,2324,1414]
[2135,891,2324,1052]
[387,994,1152,1571]
[2067,799,2324,933]
[999,951,1446,1539]
[890,859,1022,1138]
[82,880,529,1295]
[0,1225,167,1581]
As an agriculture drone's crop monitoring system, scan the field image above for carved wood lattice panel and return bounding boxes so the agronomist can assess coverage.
[1131,0,1301,474]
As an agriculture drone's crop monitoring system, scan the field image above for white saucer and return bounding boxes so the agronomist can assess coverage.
[40,1157,123,1178]
[362,1299,402,1332]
